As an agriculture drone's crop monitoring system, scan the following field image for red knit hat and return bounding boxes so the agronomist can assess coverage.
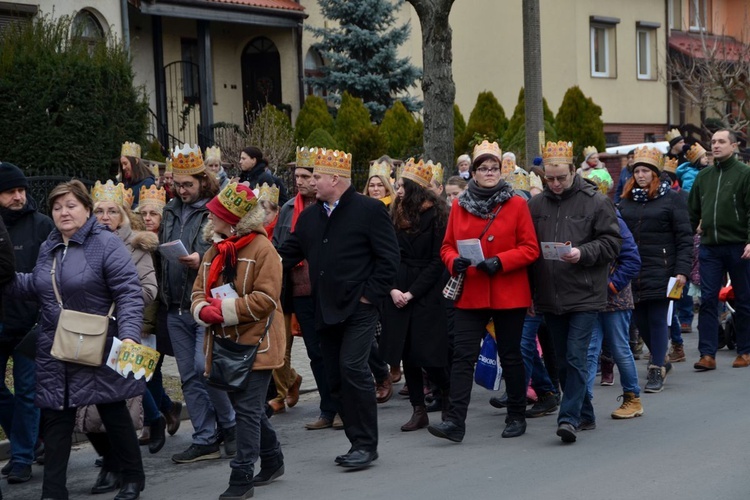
[206,183,257,225]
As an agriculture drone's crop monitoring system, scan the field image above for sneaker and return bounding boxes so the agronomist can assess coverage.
[525,391,559,418]
[577,420,596,431]
[644,365,664,393]
[7,463,32,484]
[668,342,686,362]
[556,422,577,443]
[172,443,221,464]
[1,460,13,476]
[611,392,644,419]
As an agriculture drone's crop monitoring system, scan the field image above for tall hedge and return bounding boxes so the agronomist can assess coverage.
[453,104,466,156]
[0,15,148,179]
[502,87,557,165]
[295,95,334,145]
[555,86,606,160]
[304,128,339,150]
[380,101,416,159]
[458,91,508,155]
[334,92,372,152]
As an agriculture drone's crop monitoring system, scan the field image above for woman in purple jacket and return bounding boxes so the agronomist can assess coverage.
[3,180,146,500]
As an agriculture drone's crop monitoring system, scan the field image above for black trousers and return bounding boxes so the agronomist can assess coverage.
[319,302,379,452]
[447,308,527,426]
[42,400,144,499]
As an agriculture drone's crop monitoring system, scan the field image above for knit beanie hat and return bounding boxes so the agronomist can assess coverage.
[0,162,28,193]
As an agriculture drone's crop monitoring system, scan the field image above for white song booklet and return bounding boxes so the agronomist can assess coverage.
[457,239,485,265]
[540,241,573,261]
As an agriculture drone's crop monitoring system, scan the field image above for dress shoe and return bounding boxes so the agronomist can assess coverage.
[401,405,429,431]
[137,426,150,445]
[489,392,508,409]
[305,416,333,430]
[165,401,183,436]
[427,420,465,443]
[334,449,353,465]
[91,470,121,494]
[114,481,144,500]
[501,418,526,438]
[398,384,409,396]
[286,374,303,407]
[148,415,167,454]
[339,449,378,469]
[694,355,716,371]
[375,378,393,403]
[332,414,344,430]
[390,365,402,383]
[267,398,286,414]
[556,422,577,443]
[732,353,750,368]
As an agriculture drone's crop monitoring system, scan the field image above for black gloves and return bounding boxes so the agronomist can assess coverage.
[453,257,471,274]
[476,257,501,276]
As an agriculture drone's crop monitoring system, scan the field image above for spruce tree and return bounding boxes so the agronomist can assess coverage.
[555,86,606,160]
[380,101,416,158]
[502,87,557,165]
[304,128,339,150]
[453,104,466,157]
[295,95,334,145]
[458,91,508,155]
[308,0,422,122]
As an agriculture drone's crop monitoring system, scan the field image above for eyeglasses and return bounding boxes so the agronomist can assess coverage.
[476,167,501,174]
[173,181,195,190]
[94,209,120,217]
[544,174,570,183]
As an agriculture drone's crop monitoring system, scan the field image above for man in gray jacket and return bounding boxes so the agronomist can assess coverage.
[528,141,621,444]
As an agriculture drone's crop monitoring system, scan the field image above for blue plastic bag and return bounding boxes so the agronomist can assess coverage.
[475,332,503,390]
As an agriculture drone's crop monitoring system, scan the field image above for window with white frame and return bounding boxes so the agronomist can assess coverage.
[636,23,659,80]
[668,0,682,31]
[689,0,710,32]
[590,18,618,78]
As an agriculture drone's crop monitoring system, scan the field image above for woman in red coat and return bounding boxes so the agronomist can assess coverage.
[428,141,540,443]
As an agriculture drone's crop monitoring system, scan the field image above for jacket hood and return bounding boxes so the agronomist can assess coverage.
[0,194,39,226]
[203,202,267,242]
[130,228,159,253]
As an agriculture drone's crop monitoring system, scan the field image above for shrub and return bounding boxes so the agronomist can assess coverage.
[246,104,295,171]
[555,86,606,160]
[458,91,508,155]
[501,87,557,165]
[350,126,387,189]
[334,92,372,152]
[380,101,416,158]
[295,95,334,145]
[404,119,424,160]
[304,128,339,150]
[453,104,466,155]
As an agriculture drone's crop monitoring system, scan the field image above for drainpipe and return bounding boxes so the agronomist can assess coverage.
[120,0,130,55]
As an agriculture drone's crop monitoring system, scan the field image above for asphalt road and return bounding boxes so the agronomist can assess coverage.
[5,324,750,500]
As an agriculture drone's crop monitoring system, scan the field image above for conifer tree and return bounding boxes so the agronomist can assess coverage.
[502,87,557,165]
[458,91,508,155]
[380,101,416,158]
[304,128,339,150]
[308,0,422,122]
[334,92,373,152]
[453,104,466,156]
[555,86,606,160]
[295,95,334,145]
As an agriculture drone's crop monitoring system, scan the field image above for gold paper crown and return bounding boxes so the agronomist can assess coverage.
[149,162,160,179]
[138,185,166,209]
[255,182,280,205]
[204,146,222,163]
[121,142,141,159]
[312,148,352,178]
[663,157,678,174]
[296,147,316,169]
[633,146,664,171]
[218,183,257,219]
[583,146,598,159]
[501,156,515,178]
[401,158,434,188]
[584,169,613,195]
[542,141,574,166]
[91,180,133,207]
[368,161,391,180]
[686,143,707,163]
[665,128,683,143]
[170,144,205,176]
[431,161,444,185]
[506,170,530,192]
[165,157,173,173]
[472,140,502,163]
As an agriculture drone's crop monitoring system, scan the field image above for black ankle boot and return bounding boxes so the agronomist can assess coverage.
[253,451,284,486]
[148,415,167,454]
[91,469,121,494]
[113,481,144,500]
[220,469,254,500]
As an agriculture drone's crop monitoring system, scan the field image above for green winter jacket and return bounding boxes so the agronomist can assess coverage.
[688,156,750,246]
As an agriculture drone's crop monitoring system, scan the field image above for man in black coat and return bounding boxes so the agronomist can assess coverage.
[0,163,54,484]
[277,149,399,469]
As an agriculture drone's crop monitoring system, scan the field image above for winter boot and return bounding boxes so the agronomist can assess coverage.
[253,451,284,486]
[668,342,686,362]
[644,365,665,393]
[401,405,429,431]
[220,469,254,500]
[611,392,644,419]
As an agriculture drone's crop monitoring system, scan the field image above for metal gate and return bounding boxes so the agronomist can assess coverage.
[164,60,201,149]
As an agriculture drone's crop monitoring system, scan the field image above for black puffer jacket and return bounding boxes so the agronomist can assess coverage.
[619,187,693,302]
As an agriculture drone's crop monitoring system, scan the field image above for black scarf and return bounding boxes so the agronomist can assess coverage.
[458,179,515,218]
[631,179,671,203]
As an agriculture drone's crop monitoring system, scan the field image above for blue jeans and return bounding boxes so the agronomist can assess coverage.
[520,315,557,395]
[698,244,750,356]
[633,300,670,367]
[168,307,236,445]
[676,288,694,327]
[147,354,174,414]
[669,311,683,345]
[545,312,597,427]
[0,341,39,467]
[586,310,640,398]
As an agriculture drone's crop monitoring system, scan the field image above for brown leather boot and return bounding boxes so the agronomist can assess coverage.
[401,405,428,432]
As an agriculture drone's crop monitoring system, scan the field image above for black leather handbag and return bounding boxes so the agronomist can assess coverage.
[206,313,273,392]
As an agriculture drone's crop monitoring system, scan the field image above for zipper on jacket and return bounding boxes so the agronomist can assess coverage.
[713,169,722,242]
[553,201,562,314]
[733,194,739,221]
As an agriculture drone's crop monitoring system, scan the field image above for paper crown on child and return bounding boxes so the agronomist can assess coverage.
[401,158,434,188]
[121,142,141,159]
[686,143,707,164]
[431,161,444,185]
[255,182,280,205]
[204,146,222,163]
[207,182,257,226]
[584,168,613,195]
[138,185,167,210]
[170,144,205,176]
[665,128,684,146]
[91,180,132,207]
[542,141,574,166]
[583,146,598,161]
[663,157,679,174]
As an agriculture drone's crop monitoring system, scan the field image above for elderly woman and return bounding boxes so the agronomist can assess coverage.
[455,154,471,180]
[619,148,692,393]
[191,183,286,499]
[3,180,145,500]
[380,159,451,432]
[431,141,540,443]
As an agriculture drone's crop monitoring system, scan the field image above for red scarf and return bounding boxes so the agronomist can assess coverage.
[291,192,308,232]
[205,233,258,296]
